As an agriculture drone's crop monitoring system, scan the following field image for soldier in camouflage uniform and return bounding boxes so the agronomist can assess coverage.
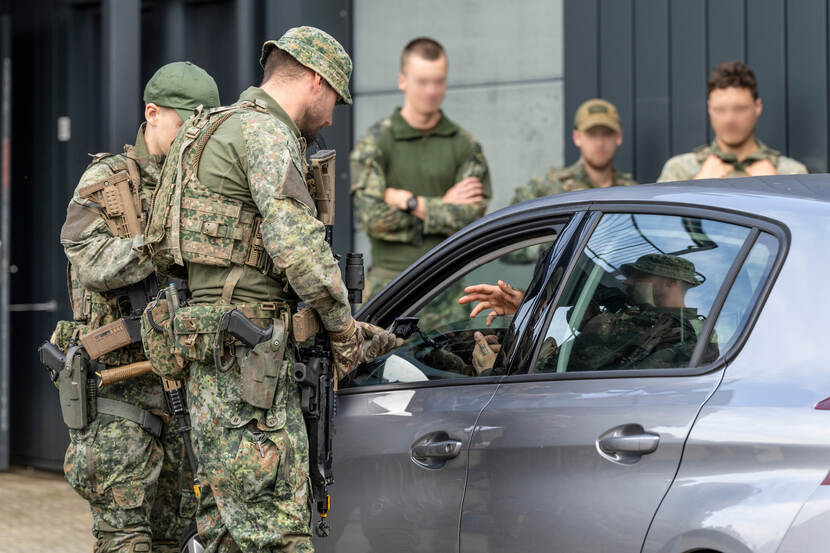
[147,27,398,553]
[511,98,636,205]
[351,37,491,305]
[563,254,718,371]
[56,62,220,553]
[658,61,807,182]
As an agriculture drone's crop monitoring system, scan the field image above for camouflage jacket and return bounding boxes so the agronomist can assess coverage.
[351,108,491,272]
[657,138,808,182]
[181,86,351,333]
[511,160,636,205]
[567,306,718,371]
[58,124,165,409]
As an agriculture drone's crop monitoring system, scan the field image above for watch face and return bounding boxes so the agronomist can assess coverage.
[406,195,418,212]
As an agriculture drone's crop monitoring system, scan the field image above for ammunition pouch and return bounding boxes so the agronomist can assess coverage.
[56,346,162,437]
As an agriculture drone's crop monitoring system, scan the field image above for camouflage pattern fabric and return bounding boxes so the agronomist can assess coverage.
[351,113,490,247]
[544,306,719,372]
[155,84,356,550]
[364,266,399,300]
[186,351,313,553]
[57,125,195,552]
[657,138,808,182]
[260,26,353,105]
[510,159,636,205]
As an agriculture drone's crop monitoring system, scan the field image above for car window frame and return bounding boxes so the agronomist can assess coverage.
[341,209,584,396]
[504,201,790,383]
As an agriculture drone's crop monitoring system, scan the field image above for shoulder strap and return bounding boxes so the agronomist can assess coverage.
[122,145,144,225]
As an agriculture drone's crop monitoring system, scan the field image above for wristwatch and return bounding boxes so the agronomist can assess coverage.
[404,194,418,213]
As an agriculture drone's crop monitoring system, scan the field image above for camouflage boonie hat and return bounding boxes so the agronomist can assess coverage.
[143,61,221,122]
[574,98,621,133]
[260,26,353,105]
[621,254,703,286]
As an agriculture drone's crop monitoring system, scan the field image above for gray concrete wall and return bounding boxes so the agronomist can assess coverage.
[352,0,564,263]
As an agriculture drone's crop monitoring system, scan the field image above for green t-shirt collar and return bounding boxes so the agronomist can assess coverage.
[239,86,302,140]
[709,138,779,167]
[390,107,459,140]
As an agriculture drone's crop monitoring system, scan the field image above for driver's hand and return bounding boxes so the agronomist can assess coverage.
[458,280,525,326]
[472,331,501,374]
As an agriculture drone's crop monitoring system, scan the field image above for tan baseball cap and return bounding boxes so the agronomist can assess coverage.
[574,98,621,133]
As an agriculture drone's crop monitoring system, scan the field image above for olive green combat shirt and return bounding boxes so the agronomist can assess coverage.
[351,108,491,273]
[511,159,636,205]
[189,86,351,332]
[657,139,808,182]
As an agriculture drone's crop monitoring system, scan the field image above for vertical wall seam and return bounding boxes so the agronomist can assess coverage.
[631,1,637,179]
[597,0,602,97]
[784,0,789,154]
[667,0,672,156]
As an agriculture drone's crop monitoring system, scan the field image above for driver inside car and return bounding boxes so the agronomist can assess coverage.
[459,254,718,372]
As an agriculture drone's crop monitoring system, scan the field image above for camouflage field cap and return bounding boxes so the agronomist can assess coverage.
[574,98,621,133]
[621,254,703,286]
[143,61,221,122]
[259,26,353,105]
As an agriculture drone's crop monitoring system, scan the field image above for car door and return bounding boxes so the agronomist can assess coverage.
[312,211,569,553]
[460,208,770,553]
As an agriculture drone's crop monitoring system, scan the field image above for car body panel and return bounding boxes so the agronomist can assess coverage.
[642,188,830,553]
[314,383,500,553]
[460,372,722,553]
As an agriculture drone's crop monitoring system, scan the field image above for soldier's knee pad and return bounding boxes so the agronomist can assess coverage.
[97,531,152,553]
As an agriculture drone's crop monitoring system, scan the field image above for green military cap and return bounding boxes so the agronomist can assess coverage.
[143,61,221,122]
[621,254,703,287]
[259,26,353,105]
[574,98,621,133]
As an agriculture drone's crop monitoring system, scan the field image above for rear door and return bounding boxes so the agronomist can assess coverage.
[314,212,570,553]
[460,208,771,553]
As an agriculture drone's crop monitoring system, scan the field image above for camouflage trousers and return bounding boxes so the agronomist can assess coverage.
[186,357,313,553]
[364,266,399,301]
[64,412,197,553]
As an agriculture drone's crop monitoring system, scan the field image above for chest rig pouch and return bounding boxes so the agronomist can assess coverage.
[144,100,279,287]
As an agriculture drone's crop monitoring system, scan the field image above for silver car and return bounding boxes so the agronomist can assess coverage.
[313,175,830,553]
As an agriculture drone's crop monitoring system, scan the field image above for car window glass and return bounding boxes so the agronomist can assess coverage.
[533,213,752,373]
[342,237,557,388]
[707,232,778,357]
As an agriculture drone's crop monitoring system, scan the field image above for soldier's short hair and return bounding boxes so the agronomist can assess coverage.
[400,37,446,71]
[707,61,758,100]
[262,47,310,85]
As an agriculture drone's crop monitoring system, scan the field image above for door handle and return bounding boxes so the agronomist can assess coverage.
[411,431,462,469]
[598,433,659,454]
[412,440,462,460]
[596,423,660,465]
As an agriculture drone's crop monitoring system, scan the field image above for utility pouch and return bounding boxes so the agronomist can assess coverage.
[239,313,288,409]
[141,300,187,380]
[58,346,89,429]
[292,306,321,344]
[80,318,140,359]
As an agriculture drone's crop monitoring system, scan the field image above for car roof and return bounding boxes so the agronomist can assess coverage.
[484,174,830,226]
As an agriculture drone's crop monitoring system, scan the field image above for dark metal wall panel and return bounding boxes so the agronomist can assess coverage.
[670,0,707,156]
[787,0,828,172]
[563,0,598,166]
[599,0,634,175]
[706,0,745,68]
[633,0,669,181]
[565,0,830,183]
[747,0,787,152]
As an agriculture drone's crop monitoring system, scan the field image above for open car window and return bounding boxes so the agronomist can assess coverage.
[531,213,778,374]
[341,235,558,389]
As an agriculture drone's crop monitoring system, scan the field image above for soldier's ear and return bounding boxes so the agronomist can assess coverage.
[145,103,160,126]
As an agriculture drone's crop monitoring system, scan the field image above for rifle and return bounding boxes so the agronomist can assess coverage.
[160,282,201,499]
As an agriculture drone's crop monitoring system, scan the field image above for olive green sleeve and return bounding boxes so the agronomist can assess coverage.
[350,134,424,245]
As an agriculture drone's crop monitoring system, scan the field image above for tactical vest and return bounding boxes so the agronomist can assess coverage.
[144,100,279,303]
